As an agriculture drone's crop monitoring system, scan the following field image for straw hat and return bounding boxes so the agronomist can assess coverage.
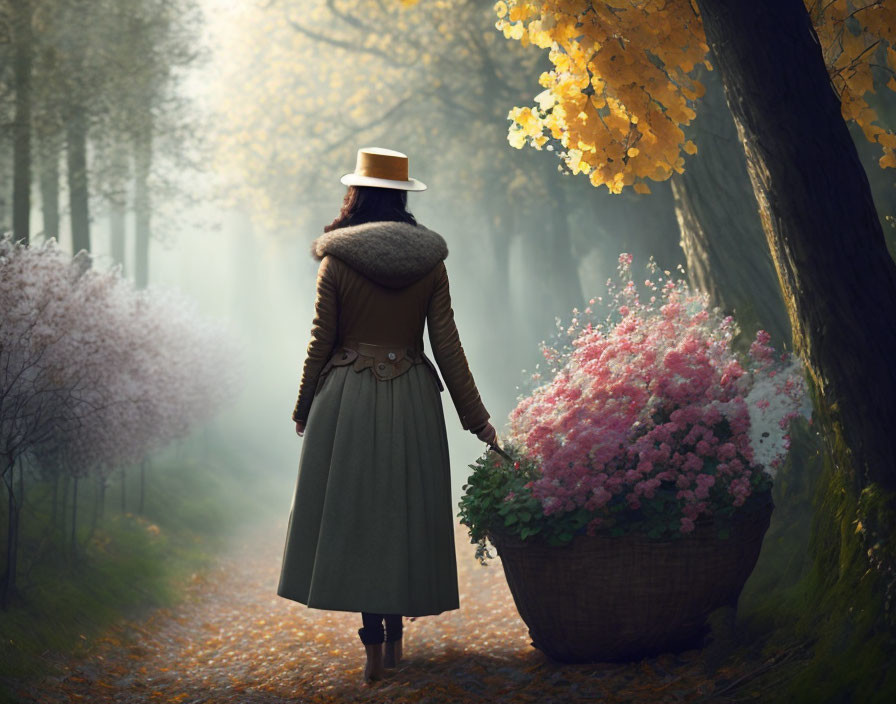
[340,147,427,191]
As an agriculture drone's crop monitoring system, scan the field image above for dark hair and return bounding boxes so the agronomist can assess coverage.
[324,185,418,232]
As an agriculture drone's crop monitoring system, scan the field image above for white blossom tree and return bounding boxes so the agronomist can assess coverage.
[1,234,246,606]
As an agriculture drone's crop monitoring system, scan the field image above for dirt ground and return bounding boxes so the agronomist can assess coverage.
[7,518,794,703]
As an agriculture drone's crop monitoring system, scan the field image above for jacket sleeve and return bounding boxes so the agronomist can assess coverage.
[426,261,490,431]
[292,256,340,424]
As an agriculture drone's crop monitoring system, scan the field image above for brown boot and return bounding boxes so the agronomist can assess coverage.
[384,638,402,668]
[363,642,384,682]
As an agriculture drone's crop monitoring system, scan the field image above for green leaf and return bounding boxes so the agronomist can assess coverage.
[504,513,518,526]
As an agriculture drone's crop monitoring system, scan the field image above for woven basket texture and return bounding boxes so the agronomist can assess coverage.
[486,490,774,663]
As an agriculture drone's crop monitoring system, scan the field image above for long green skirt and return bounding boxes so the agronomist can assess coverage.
[277,362,460,616]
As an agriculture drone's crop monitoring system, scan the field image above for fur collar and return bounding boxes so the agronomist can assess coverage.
[311,221,448,288]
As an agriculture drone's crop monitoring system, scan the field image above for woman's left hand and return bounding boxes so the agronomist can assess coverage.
[295,420,305,437]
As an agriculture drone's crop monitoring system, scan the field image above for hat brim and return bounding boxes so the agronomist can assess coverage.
[340,173,427,191]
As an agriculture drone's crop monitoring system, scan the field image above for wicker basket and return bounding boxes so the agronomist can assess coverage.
[486,490,774,663]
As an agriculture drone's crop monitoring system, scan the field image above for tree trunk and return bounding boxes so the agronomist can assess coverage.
[109,143,128,270]
[543,176,583,316]
[694,0,896,491]
[670,62,791,350]
[134,126,152,289]
[51,474,58,529]
[694,0,896,694]
[16,460,23,572]
[85,477,100,545]
[39,134,60,244]
[66,105,91,260]
[518,175,583,350]
[486,205,512,319]
[11,0,33,246]
[110,206,126,271]
[121,466,127,513]
[139,459,146,514]
[484,204,519,399]
[2,461,19,609]
[71,475,78,558]
[59,474,69,543]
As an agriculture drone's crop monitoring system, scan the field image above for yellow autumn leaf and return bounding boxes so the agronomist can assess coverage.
[877,132,896,149]
[496,0,896,195]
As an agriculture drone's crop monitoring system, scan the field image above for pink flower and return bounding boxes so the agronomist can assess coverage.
[504,250,805,531]
[717,442,737,460]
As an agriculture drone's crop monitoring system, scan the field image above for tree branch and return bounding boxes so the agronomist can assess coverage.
[287,18,414,68]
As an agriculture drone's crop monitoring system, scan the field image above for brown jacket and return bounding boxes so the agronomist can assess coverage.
[291,220,490,433]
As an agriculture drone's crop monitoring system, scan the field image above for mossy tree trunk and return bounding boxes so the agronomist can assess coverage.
[694,0,896,698]
[694,0,896,490]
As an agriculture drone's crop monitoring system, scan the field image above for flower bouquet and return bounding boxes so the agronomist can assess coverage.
[458,254,811,662]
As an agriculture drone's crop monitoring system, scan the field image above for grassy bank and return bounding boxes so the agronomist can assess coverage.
[736,410,896,702]
[0,426,279,702]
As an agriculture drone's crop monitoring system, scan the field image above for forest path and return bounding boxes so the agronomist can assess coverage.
[15,518,773,703]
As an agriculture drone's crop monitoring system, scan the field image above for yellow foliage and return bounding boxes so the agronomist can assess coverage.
[497,0,709,194]
[812,0,896,171]
[499,0,896,195]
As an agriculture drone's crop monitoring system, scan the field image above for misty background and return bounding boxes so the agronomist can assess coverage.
[3,0,894,528]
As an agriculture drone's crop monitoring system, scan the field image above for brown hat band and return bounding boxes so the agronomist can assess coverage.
[355,150,409,182]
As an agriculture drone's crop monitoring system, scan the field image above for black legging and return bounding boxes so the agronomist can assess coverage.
[358,612,403,644]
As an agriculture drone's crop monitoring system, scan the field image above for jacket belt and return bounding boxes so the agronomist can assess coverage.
[317,340,444,391]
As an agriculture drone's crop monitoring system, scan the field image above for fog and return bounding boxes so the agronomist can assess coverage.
[16,0,893,537]
[12,0,691,521]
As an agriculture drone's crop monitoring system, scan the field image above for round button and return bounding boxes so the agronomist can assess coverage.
[377,363,386,370]
[387,352,396,360]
